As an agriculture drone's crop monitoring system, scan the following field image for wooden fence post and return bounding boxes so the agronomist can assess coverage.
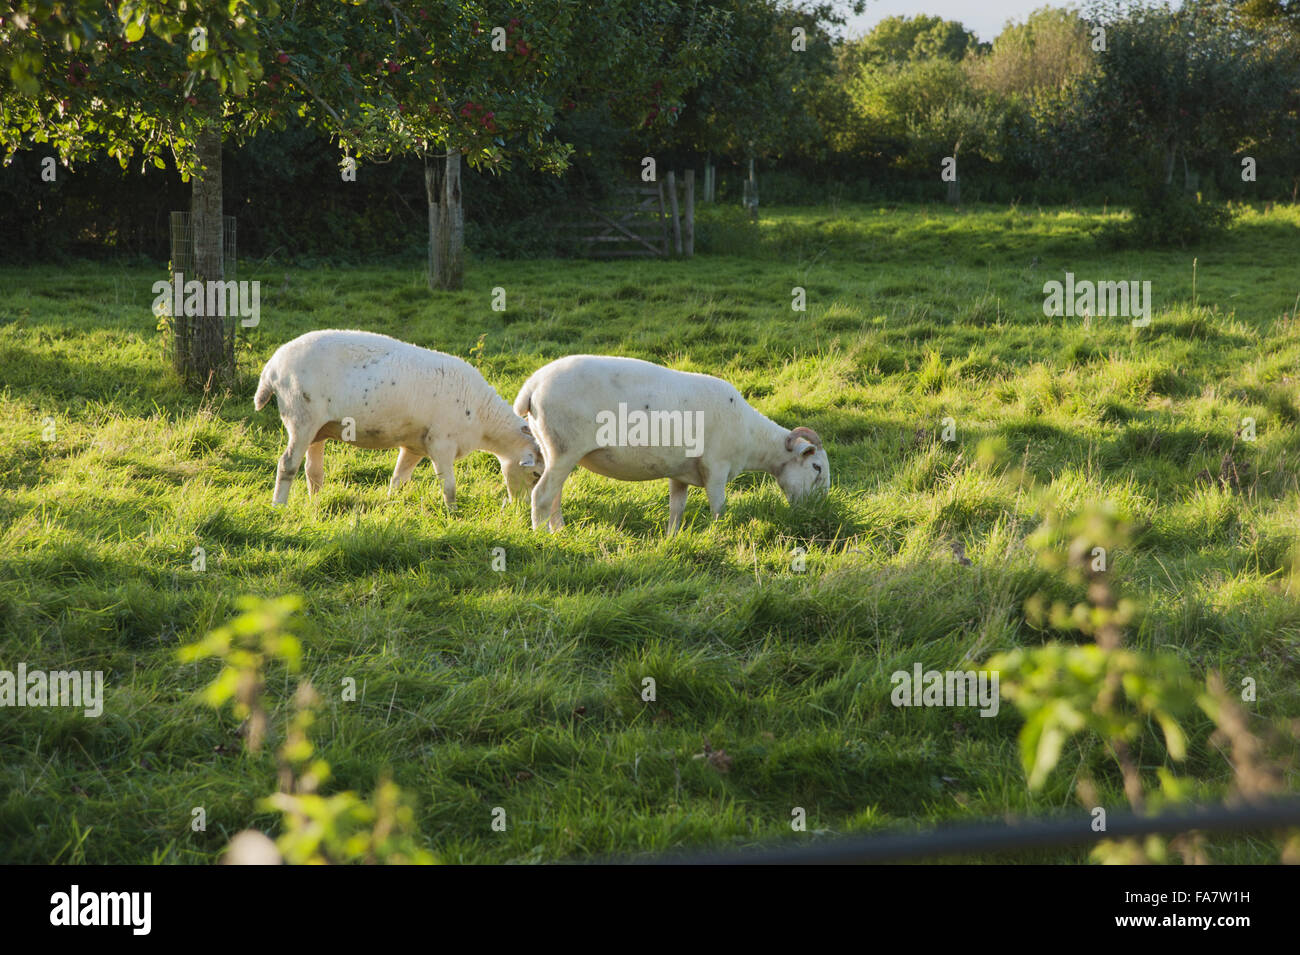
[745,154,758,221]
[425,149,442,291]
[440,149,464,289]
[947,142,961,207]
[665,170,682,255]
[683,170,695,258]
[656,179,669,255]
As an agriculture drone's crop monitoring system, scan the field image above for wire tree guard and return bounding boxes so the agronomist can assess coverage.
[165,211,238,389]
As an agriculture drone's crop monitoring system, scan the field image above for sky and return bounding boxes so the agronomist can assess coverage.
[845,1,1075,42]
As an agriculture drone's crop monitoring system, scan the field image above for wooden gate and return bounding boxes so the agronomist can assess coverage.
[563,171,694,258]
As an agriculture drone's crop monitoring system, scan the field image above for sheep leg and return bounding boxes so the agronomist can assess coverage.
[531,457,577,532]
[425,442,457,510]
[705,473,728,521]
[548,485,565,531]
[388,446,425,496]
[304,441,326,497]
[272,427,313,506]
[667,479,690,535]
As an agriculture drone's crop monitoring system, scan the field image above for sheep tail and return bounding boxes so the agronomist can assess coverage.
[253,366,275,411]
[513,376,534,418]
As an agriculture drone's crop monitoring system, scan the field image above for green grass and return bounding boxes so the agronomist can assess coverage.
[1,201,1298,864]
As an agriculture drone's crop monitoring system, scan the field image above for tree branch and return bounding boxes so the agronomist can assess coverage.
[280,66,345,129]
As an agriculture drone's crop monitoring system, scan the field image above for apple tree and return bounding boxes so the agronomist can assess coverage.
[2,0,282,387]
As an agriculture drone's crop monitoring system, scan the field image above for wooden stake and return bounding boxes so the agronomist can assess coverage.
[656,179,668,255]
[666,170,682,255]
[683,169,695,257]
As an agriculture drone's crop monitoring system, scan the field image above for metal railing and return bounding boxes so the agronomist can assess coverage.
[624,797,1300,865]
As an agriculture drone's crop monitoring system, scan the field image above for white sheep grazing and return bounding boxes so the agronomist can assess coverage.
[513,355,829,533]
[253,329,540,507]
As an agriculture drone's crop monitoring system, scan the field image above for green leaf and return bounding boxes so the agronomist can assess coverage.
[201,667,240,709]
[1154,712,1187,761]
[1027,722,1066,791]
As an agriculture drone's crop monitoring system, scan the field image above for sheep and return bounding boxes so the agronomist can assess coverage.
[513,355,829,533]
[253,329,541,507]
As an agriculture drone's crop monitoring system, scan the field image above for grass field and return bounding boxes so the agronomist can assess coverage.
[2,202,1299,863]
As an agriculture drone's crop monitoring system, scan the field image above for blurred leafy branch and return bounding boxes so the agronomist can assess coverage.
[179,595,435,864]
[989,499,1296,864]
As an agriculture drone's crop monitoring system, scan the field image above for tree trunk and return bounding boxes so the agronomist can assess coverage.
[187,117,230,390]
[429,149,464,291]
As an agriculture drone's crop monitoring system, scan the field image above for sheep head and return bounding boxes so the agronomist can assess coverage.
[778,426,829,502]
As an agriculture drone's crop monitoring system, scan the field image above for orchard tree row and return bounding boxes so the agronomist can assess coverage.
[2,1,1298,386]
[2,0,849,384]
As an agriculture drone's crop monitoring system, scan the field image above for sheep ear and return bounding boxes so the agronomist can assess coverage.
[800,444,817,457]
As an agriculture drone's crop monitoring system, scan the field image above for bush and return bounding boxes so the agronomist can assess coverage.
[1101,185,1235,249]
[693,205,760,255]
